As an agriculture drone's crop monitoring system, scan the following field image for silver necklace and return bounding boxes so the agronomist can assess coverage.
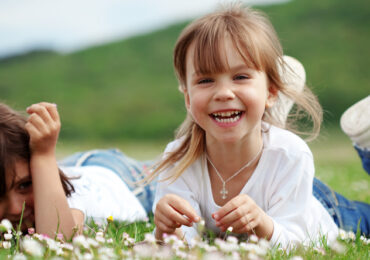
[206,146,263,199]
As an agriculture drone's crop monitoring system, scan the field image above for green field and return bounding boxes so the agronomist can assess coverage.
[0,0,369,141]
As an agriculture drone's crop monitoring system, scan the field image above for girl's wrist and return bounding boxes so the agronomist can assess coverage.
[30,151,58,171]
[31,148,56,158]
[256,213,273,240]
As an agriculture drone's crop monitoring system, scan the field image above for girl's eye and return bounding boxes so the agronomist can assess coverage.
[18,181,32,191]
[197,78,213,84]
[234,74,249,80]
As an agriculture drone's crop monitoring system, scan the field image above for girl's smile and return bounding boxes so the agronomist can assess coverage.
[209,110,245,127]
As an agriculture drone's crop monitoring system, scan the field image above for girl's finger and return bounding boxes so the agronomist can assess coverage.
[169,198,200,223]
[213,195,250,221]
[216,204,250,227]
[25,122,41,139]
[161,203,193,227]
[39,102,60,123]
[244,219,257,234]
[230,213,256,233]
[155,210,181,228]
[213,204,237,222]
[156,220,176,234]
[27,113,48,133]
[27,104,54,125]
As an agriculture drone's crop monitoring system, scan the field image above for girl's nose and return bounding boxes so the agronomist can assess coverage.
[214,82,235,101]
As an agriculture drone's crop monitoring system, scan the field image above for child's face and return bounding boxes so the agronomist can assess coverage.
[0,160,34,231]
[183,37,276,145]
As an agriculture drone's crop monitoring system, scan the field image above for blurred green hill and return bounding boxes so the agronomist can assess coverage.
[1,0,369,141]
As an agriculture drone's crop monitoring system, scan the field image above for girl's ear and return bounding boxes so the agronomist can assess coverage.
[266,84,278,109]
[183,88,191,111]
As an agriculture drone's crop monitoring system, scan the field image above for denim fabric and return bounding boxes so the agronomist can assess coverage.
[354,145,370,175]
[313,178,370,236]
[59,149,157,213]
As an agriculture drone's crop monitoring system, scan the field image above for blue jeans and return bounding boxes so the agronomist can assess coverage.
[313,145,370,236]
[313,179,370,237]
[59,149,156,213]
[355,145,370,175]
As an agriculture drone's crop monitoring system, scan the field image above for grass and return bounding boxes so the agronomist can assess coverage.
[1,217,369,259]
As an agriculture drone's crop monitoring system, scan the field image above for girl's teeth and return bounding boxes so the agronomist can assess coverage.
[215,115,240,123]
[213,111,240,117]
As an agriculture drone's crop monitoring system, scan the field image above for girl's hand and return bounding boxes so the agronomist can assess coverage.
[212,194,273,239]
[25,102,60,156]
[154,194,200,240]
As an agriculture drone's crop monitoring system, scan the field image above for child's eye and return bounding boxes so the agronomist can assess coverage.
[197,78,213,84]
[234,74,249,80]
[18,181,32,191]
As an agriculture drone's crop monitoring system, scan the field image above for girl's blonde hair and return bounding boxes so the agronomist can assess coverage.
[148,4,322,183]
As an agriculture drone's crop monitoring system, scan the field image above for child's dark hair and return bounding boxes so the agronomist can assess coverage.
[0,103,74,197]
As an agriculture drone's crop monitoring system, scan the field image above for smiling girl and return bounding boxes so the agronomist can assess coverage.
[151,5,369,248]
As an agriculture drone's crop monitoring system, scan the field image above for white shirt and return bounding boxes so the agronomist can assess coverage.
[153,125,338,248]
[61,165,147,223]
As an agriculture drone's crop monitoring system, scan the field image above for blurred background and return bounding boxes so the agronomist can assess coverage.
[0,0,369,200]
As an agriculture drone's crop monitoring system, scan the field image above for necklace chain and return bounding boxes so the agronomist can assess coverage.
[206,145,263,199]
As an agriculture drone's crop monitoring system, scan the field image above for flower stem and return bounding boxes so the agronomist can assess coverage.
[15,201,26,252]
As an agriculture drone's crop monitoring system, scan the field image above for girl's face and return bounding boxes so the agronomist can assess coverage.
[0,160,34,231]
[184,37,276,145]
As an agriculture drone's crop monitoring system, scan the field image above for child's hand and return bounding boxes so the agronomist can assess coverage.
[154,194,200,239]
[212,194,273,239]
[25,102,60,156]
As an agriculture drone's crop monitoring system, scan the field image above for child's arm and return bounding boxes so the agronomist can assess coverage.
[154,193,200,240]
[26,102,83,238]
[212,194,273,240]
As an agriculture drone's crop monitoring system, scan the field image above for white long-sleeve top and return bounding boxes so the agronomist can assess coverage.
[61,165,147,223]
[153,125,338,248]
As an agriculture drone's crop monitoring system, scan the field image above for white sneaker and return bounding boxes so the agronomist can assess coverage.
[340,95,370,148]
[271,55,306,126]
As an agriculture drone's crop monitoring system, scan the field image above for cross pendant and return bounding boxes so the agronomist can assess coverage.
[220,183,228,199]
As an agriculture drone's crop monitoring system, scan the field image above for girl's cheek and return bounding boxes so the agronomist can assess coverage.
[27,193,35,208]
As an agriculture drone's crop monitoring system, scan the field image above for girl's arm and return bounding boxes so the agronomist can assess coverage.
[26,102,83,238]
